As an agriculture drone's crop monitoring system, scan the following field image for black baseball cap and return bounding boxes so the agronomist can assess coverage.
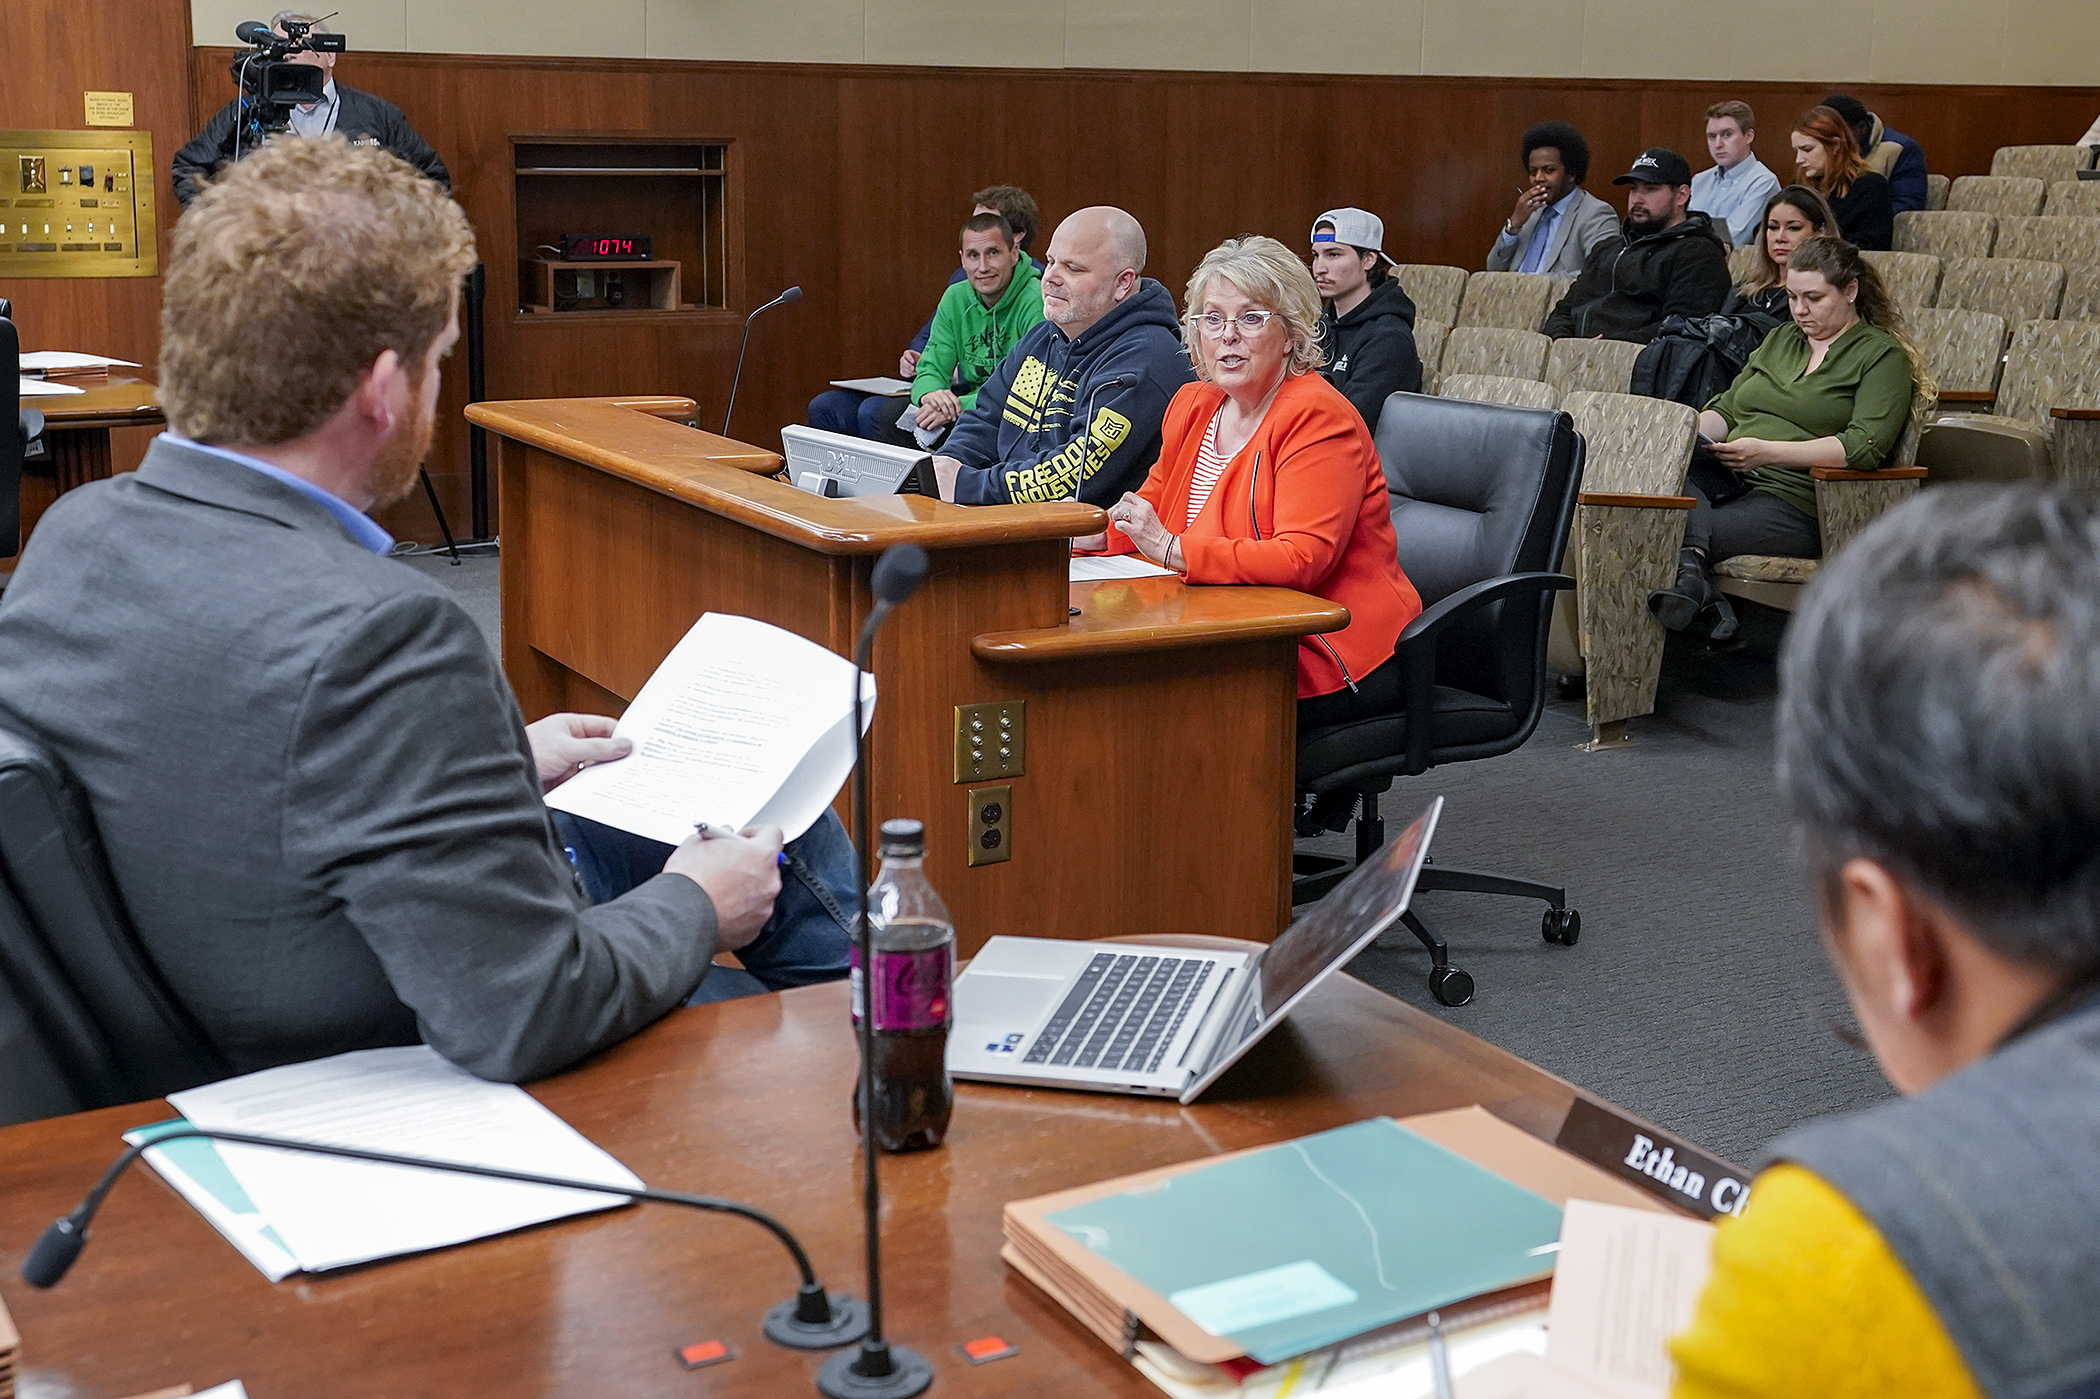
[1612,148,1694,187]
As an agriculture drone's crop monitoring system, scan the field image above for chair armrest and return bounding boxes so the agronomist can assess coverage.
[1937,389,1998,410]
[2050,408,2100,421]
[1578,492,1696,509]
[1393,572,1574,774]
[1809,465,1928,481]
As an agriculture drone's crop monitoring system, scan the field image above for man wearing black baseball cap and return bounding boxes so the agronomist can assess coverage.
[1541,147,1732,343]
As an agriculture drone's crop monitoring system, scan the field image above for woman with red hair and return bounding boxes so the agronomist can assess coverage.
[1791,106,1894,251]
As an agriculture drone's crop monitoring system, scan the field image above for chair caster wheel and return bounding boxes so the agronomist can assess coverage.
[1543,908,1581,946]
[1429,966,1474,1007]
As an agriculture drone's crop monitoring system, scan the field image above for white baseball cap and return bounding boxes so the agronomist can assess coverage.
[1310,207,1396,266]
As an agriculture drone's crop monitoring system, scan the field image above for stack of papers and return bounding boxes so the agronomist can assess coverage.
[0,1288,16,1399]
[18,351,139,374]
[546,612,873,846]
[131,1046,643,1280]
[18,379,85,397]
[1070,556,1177,582]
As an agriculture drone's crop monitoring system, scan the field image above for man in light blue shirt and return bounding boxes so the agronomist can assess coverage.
[1690,100,1781,248]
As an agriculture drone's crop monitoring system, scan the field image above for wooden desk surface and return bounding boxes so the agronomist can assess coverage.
[471,397,1105,554]
[28,375,164,431]
[977,577,1350,662]
[0,977,1596,1399]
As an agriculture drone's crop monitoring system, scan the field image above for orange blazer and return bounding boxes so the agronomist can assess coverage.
[1103,373,1422,698]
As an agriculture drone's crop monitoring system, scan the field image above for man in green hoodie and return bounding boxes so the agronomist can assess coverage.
[901,212,1044,447]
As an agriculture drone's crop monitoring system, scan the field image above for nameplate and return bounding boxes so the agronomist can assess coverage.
[1555,1097,1752,1221]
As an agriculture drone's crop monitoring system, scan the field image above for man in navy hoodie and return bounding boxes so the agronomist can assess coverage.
[934,206,1193,507]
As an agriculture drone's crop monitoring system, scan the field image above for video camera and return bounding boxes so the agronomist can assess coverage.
[229,14,348,140]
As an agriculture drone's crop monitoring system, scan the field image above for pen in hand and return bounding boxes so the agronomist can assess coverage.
[695,821,788,865]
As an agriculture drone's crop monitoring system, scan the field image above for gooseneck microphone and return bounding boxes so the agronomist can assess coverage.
[822,542,935,1399]
[1070,370,1141,501]
[722,285,804,439]
[22,1125,871,1352]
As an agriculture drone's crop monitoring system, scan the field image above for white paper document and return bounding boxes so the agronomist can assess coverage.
[828,376,912,396]
[165,1046,643,1275]
[19,377,85,396]
[1069,555,1177,582]
[545,612,874,846]
[19,351,140,371]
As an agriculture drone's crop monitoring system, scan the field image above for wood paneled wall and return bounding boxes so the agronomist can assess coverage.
[4,0,193,476]
[165,52,2100,541]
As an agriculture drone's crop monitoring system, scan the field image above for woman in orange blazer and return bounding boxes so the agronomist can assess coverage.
[1086,235,1423,748]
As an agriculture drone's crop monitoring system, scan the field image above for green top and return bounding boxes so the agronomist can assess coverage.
[1706,319,1915,518]
[911,261,1045,411]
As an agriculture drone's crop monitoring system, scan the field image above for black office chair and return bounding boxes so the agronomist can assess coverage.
[0,724,228,1125]
[3,305,23,560]
[1294,392,1583,1007]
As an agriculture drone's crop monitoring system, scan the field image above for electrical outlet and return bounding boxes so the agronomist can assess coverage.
[953,701,1025,782]
[966,785,1012,867]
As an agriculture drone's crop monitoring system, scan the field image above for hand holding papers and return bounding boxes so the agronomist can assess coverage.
[545,613,874,846]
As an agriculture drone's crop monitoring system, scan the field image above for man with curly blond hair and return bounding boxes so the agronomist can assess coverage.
[0,138,852,1085]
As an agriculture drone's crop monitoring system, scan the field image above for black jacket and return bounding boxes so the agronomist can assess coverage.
[1826,173,1895,252]
[1316,279,1421,432]
[1541,210,1733,344]
[173,85,450,206]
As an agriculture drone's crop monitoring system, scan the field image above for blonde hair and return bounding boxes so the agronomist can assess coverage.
[160,136,476,445]
[1181,236,1326,380]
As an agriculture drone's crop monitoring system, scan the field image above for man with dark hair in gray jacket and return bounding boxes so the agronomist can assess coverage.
[1669,484,2100,1396]
[0,138,851,1086]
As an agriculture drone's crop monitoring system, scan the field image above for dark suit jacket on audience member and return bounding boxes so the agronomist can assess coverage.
[1825,173,1896,252]
[0,437,717,1082]
[172,85,451,205]
[1541,209,1733,343]
[1317,279,1422,431]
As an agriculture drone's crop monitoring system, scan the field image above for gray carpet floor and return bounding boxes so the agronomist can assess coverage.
[404,551,1891,1167]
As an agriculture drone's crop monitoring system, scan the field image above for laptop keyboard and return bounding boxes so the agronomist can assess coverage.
[1021,952,1216,1075]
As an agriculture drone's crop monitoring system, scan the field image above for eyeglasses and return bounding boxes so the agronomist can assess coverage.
[1194,310,1280,338]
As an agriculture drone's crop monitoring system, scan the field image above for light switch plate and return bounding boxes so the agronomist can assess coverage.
[953,701,1025,783]
[966,785,1013,866]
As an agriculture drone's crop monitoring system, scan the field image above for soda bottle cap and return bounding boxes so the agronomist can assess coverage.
[878,818,925,856]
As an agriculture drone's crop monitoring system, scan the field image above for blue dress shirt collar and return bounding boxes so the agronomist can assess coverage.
[161,433,396,555]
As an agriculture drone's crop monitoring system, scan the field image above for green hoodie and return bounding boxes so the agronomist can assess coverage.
[911,261,1045,411]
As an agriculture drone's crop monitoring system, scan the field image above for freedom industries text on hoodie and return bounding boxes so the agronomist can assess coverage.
[945,278,1194,506]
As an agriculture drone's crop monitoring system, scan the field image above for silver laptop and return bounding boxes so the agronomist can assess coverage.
[948,797,1442,1103]
[781,424,934,498]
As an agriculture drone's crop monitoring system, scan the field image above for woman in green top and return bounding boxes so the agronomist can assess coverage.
[1649,235,1927,640]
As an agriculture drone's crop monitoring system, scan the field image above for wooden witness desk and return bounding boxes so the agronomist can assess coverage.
[468,397,1350,952]
[0,970,1641,1398]
[16,375,164,551]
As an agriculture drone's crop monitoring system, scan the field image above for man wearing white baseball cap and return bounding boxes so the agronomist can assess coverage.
[1309,207,1422,431]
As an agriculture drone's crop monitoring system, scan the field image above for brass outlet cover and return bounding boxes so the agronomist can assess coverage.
[953,701,1025,783]
[966,784,1013,867]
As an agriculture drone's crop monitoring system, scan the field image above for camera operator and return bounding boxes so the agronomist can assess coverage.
[172,11,449,208]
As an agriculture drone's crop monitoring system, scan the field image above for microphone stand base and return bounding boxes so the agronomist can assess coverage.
[764,1292,871,1350]
[815,1343,934,1399]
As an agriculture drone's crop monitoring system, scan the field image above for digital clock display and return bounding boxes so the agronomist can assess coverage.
[559,231,652,262]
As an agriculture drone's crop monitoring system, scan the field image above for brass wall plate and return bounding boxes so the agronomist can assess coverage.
[953,701,1025,783]
[966,785,1013,867]
[0,130,156,279]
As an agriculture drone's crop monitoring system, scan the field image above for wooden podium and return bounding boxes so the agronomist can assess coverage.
[468,397,1348,953]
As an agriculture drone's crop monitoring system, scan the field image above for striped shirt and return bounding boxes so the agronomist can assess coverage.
[1187,411,1231,523]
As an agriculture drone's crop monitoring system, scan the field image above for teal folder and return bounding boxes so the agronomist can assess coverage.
[1043,1117,1563,1364]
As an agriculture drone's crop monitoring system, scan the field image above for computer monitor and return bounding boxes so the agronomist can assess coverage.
[780,425,935,499]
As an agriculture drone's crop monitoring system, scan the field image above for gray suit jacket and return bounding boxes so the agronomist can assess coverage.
[1486,188,1620,278]
[0,437,717,1082]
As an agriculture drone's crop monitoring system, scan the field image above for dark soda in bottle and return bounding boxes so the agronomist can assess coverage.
[850,818,955,1152]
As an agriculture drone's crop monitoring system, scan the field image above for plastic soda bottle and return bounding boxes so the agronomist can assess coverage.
[850,818,955,1152]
